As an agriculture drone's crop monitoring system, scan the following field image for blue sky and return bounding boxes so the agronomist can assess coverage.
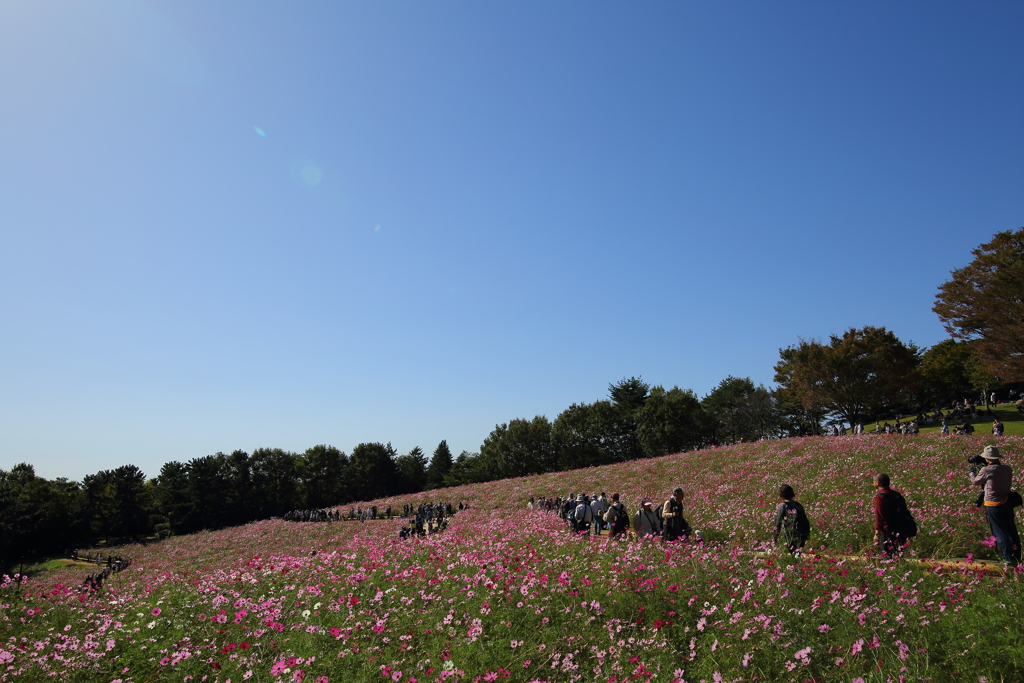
[1,1,1021,480]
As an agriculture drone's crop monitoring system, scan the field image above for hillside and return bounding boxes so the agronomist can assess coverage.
[5,433,1024,682]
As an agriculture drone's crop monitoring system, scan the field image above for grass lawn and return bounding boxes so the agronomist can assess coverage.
[912,403,1024,438]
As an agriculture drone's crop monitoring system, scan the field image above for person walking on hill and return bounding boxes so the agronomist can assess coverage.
[773,484,810,555]
[604,493,630,538]
[872,473,915,556]
[662,487,692,542]
[573,494,594,536]
[592,492,609,535]
[969,445,1021,568]
[633,499,662,539]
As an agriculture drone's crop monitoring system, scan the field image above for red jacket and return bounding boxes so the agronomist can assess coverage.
[873,488,908,533]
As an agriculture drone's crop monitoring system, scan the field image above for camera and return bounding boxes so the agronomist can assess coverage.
[967,455,987,466]
[974,491,985,508]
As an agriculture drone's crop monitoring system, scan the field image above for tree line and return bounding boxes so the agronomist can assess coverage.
[0,441,460,572]
[2,227,1021,573]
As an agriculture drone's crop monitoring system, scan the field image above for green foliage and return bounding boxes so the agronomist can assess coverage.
[394,446,428,494]
[777,326,920,426]
[0,464,87,571]
[551,400,623,470]
[348,442,398,502]
[442,450,486,487]
[301,445,350,508]
[425,440,453,490]
[934,227,1024,381]
[608,376,650,414]
[250,448,302,519]
[918,339,976,407]
[607,376,650,461]
[80,465,151,542]
[479,416,554,480]
[636,385,713,456]
[702,377,785,444]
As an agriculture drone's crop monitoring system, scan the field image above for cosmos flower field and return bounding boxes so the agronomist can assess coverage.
[4,434,1024,682]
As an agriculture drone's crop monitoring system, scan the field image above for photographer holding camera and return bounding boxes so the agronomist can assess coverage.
[968,446,1021,568]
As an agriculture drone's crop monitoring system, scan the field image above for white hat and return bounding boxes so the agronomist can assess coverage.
[981,445,1002,460]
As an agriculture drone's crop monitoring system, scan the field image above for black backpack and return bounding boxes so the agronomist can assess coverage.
[881,491,918,539]
[611,503,630,534]
[781,501,811,539]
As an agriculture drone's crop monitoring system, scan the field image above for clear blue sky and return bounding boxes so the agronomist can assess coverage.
[2,1,1021,480]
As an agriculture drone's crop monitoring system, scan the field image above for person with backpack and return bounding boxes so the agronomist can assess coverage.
[604,493,630,538]
[773,484,810,555]
[633,499,662,539]
[592,492,609,535]
[573,494,594,536]
[561,495,576,526]
[662,487,692,542]
[872,473,916,556]
[969,445,1020,568]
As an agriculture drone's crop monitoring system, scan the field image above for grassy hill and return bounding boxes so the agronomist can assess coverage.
[5,433,1024,682]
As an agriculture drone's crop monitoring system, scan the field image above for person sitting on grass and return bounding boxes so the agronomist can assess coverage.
[773,484,810,555]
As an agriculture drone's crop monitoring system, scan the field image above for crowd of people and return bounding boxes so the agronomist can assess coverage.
[529,491,700,542]
[397,502,462,539]
[528,444,1021,571]
[284,508,342,523]
[76,554,131,592]
[281,501,466,525]
[821,392,1021,438]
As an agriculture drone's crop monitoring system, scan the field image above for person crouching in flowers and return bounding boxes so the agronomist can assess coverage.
[872,473,915,556]
[633,498,662,539]
[773,484,810,555]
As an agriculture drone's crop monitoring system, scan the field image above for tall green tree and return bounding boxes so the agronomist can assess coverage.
[773,349,825,436]
[702,377,782,443]
[479,416,554,480]
[250,448,301,518]
[153,461,190,535]
[395,446,428,494]
[425,440,453,490]
[607,377,650,461]
[934,227,1024,382]
[551,400,631,471]
[349,442,399,501]
[180,455,232,532]
[702,376,756,444]
[776,326,920,427]
[81,465,152,541]
[637,386,713,456]
[919,339,983,408]
[301,445,349,508]
[0,464,85,570]
[443,451,486,487]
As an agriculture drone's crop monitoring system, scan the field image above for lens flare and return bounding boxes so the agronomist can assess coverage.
[374,225,381,232]
[253,126,266,137]
[300,165,323,186]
